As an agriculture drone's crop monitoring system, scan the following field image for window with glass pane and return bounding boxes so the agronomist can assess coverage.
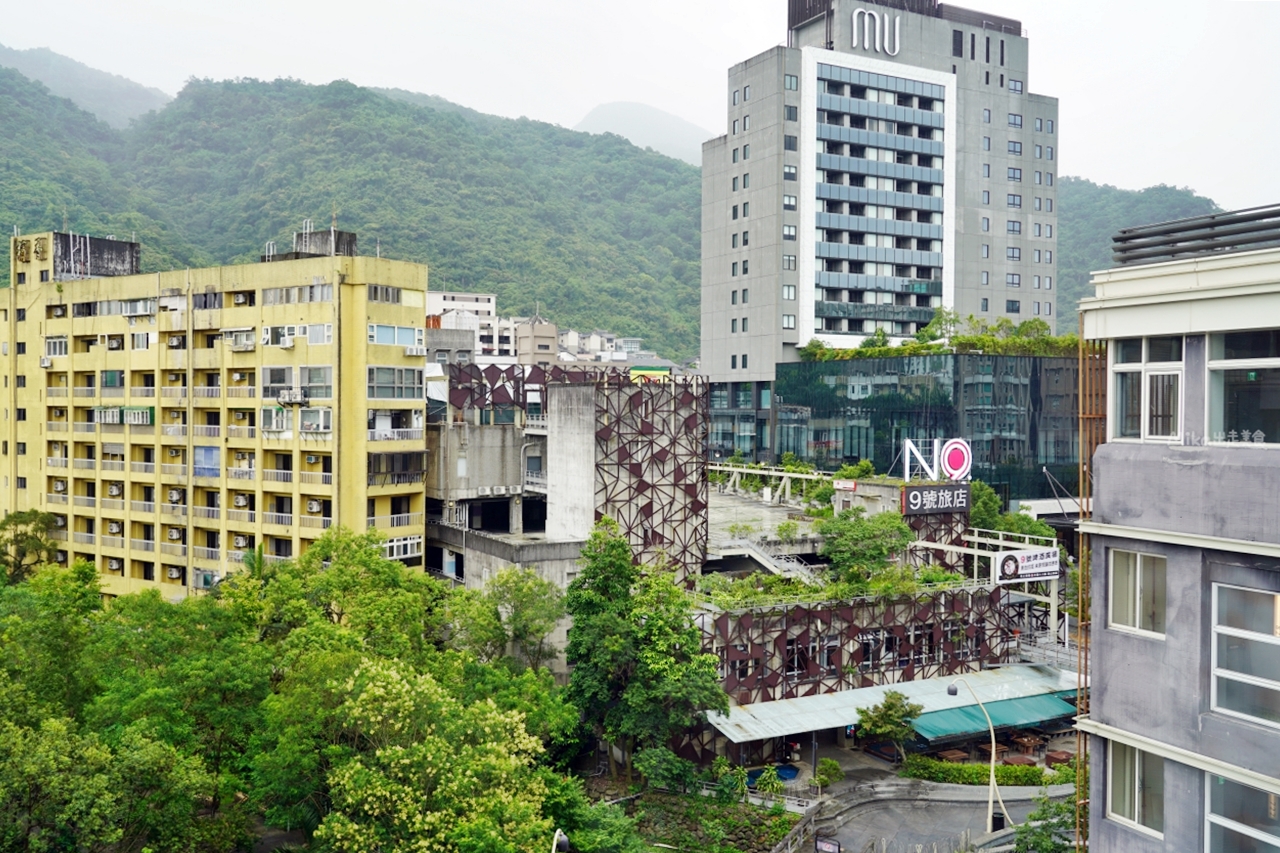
[1147,336,1183,362]
[1115,339,1143,364]
[1115,372,1141,438]
[1148,373,1179,437]
[1214,585,1280,726]
[1109,742,1164,833]
[1111,550,1166,634]
[1208,775,1280,853]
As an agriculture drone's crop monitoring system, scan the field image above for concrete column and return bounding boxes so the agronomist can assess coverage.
[509,495,523,535]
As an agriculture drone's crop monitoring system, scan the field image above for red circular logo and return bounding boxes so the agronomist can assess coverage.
[940,438,972,480]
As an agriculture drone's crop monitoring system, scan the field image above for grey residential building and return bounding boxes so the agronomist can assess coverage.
[702,0,1059,459]
[1078,207,1280,853]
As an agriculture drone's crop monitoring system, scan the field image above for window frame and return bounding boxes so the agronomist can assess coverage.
[1211,583,1280,730]
[1110,337,1184,442]
[1207,333,1280,445]
[1107,741,1165,838]
[1205,772,1280,851]
[1108,549,1168,638]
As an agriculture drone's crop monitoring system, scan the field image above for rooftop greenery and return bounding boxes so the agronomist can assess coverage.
[799,312,1079,361]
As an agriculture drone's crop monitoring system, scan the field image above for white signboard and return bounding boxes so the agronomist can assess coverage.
[995,548,1061,585]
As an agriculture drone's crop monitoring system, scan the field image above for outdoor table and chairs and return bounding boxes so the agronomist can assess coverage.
[1045,750,1073,767]
[976,742,1009,760]
[937,748,969,763]
[1012,734,1046,755]
[1001,754,1037,767]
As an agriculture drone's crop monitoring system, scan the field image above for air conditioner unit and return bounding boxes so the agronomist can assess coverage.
[306,455,318,464]
[277,389,305,404]
[307,499,321,513]
[107,521,122,534]
[56,550,67,563]
[405,346,428,357]
[279,337,294,350]
[233,535,248,548]
[53,480,66,492]
[232,372,245,382]
[168,373,180,382]
[107,339,122,350]
[51,306,66,317]
[52,409,65,418]
[234,412,247,420]
[235,452,247,460]
[168,337,182,348]
[233,293,247,305]
[107,483,122,496]
[107,559,122,571]
[168,449,181,457]
[40,357,52,368]
[493,486,507,495]
[233,495,248,507]
[167,566,182,579]
[167,489,182,503]
[54,516,66,527]
[167,529,182,541]
[477,486,492,496]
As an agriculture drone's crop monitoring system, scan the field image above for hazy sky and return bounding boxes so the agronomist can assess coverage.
[1,0,1276,209]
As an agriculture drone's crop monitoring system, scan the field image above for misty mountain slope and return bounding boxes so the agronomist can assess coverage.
[575,102,714,167]
[120,78,703,358]
[0,44,171,128]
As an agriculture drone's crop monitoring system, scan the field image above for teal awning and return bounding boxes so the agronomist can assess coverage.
[913,692,1076,742]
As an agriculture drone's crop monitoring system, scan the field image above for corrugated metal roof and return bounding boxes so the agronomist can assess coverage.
[912,693,1077,742]
[706,665,1078,743]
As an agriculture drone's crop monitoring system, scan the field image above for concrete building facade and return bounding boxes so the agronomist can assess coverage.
[3,230,433,597]
[702,0,1059,460]
[1078,208,1280,853]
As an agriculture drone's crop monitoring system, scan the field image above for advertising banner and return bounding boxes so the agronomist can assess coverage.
[995,548,1061,584]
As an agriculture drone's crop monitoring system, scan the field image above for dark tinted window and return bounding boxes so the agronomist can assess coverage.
[1114,339,1143,363]
[1224,330,1280,360]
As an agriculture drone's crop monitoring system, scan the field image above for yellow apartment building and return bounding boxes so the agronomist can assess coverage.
[3,229,431,598]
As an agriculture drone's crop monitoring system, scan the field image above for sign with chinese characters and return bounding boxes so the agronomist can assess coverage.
[995,548,1061,585]
[903,438,973,482]
[903,483,970,516]
[833,479,858,492]
[815,837,843,853]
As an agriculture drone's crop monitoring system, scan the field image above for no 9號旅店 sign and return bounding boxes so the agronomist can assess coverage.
[995,548,1061,585]
[902,483,971,516]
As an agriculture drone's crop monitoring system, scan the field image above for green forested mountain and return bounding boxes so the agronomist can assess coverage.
[0,44,171,128]
[1057,177,1220,318]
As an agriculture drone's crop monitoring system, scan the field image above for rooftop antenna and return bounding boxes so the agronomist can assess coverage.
[330,203,339,257]
[376,237,381,259]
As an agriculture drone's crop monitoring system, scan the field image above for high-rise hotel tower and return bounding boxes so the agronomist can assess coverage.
[702,0,1059,460]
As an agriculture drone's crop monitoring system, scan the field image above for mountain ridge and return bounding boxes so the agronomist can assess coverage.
[0,43,171,128]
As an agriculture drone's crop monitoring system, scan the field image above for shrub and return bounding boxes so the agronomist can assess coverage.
[816,758,845,785]
[900,754,1047,787]
[775,520,799,544]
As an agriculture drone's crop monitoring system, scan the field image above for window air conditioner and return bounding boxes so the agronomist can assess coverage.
[234,495,248,507]
[108,339,122,350]
[167,529,182,541]
[306,455,318,464]
[168,448,181,457]
[168,337,182,348]
[52,306,66,317]
[232,372,245,381]
[307,500,321,513]
[54,516,66,527]
[279,337,294,350]
[56,550,67,563]
[234,411,247,420]
[235,452,247,460]
[167,489,182,503]
[168,373,180,382]
[107,483,122,496]
[40,357,52,368]
[53,480,66,492]
[234,535,249,548]
[107,559,122,571]
[233,293,247,304]
[53,409,65,417]
[107,521,122,534]
[168,566,182,579]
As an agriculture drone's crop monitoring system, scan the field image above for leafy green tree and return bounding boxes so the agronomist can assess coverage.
[445,587,508,663]
[818,508,916,587]
[312,658,553,853]
[855,690,924,762]
[968,479,1003,531]
[1014,789,1076,853]
[754,765,785,800]
[0,510,58,586]
[633,747,698,792]
[537,772,648,853]
[486,566,566,671]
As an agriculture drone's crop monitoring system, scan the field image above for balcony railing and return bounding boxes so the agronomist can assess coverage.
[367,512,424,529]
[226,550,246,563]
[73,532,95,545]
[193,506,221,520]
[100,535,125,549]
[46,456,67,468]
[73,496,96,508]
[263,512,293,527]
[162,425,187,437]
[192,387,221,398]
[193,466,221,479]
[50,529,67,541]
[101,423,124,434]
[227,509,256,523]
[161,387,188,398]
[131,501,156,514]
[73,458,95,469]
[161,464,187,477]
[101,460,125,471]
[192,425,221,437]
[46,422,67,432]
[263,469,293,483]
[131,461,155,474]
[228,467,256,481]
[228,426,256,439]
[524,470,548,492]
[193,547,220,562]
[73,387,96,397]
[299,516,333,529]
[100,387,124,398]
[263,554,291,565]
[226,387,257,398]
[130,387,156,397]
[366,471,426,486]
[46,493,68,504]
[100,498,125,511]
[74,422,96,433]
[524,414,548,433]
[46,387,68,397]
[299,471,333,485]
[131,539,156,552]
[161,542,187,557]
[160,503,188,517]
[367,428,424,441]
